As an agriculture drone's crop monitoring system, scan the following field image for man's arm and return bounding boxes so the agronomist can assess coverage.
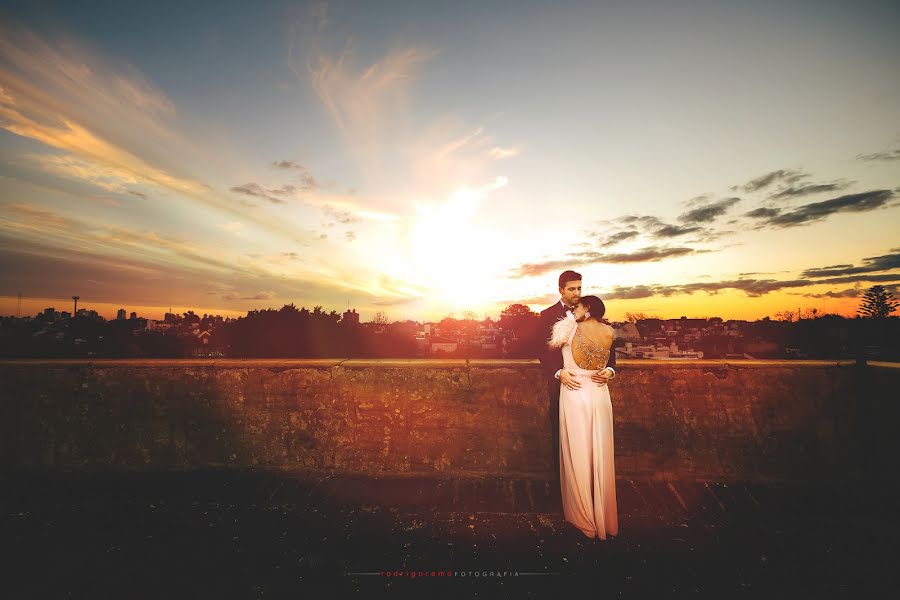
[537,311,564,381]
[605,328,618,376]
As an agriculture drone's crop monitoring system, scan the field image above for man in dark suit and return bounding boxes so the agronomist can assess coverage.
[538,270,617,499]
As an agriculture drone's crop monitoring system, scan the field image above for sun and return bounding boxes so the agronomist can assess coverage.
[409,181,506,309]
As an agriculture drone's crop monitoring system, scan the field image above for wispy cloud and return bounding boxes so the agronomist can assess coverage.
[744,207,781,218]
[603,273,900,300]
[800,249,900,278]
[229,182,295,205]
[735,169,806,193]
[270,160,319,191]
[26,153,142,193]
[509,245,700,278]
[768,181,853,200]
[677,197,741,224]
[762,190,896,227]
[223,291,275,301]
[489,146,520,160]
[857,147,900,162]
[654,224,704,238]
[0,21,312,244]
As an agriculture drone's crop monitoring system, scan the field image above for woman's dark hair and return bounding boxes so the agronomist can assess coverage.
[579,295,606,320]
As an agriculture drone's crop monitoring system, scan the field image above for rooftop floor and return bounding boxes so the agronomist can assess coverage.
[3,471,898,598]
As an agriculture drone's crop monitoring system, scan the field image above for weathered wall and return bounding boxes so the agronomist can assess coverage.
[1,359,897,482]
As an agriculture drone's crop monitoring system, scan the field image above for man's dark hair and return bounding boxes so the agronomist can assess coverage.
[579,295,606,320]
[558,270,582,289]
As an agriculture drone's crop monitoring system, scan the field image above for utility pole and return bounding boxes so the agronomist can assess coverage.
[72,295,80,319]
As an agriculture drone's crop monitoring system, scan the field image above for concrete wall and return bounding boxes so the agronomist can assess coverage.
[2,359,897,483]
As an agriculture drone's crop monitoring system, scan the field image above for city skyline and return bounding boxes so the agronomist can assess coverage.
[2,0,899,322]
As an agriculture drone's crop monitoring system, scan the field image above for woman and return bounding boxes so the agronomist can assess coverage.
[548,294,619,540]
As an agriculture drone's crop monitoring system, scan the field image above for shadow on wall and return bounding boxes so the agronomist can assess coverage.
[1,359,898,486]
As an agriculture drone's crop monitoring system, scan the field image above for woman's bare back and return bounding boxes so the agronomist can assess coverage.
[572,321,614,370]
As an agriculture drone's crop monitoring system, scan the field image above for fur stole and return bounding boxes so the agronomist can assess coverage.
[548,313,577,348]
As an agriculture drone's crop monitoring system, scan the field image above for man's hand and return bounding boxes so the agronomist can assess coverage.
[590,368,613,386]
[559,370,581,390]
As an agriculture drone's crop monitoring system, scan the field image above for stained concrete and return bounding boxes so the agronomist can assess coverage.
[2,470,898,598]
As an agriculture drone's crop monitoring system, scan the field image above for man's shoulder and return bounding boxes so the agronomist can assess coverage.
[540,303,562,318]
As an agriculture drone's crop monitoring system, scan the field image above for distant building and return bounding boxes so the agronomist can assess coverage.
[116,309,126,320]
[430,336,458,354]
[75,308,101,321]
[614,322,641,342]
[342,308,360,325]
[130,312,137,320]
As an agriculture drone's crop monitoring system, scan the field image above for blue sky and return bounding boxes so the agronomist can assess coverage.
[1,0,899,321]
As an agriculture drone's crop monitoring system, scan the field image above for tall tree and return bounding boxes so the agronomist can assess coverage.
[857,285,899,319]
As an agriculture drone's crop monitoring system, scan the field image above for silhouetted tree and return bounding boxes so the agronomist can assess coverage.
[499,303,539,357]
[858,285,898,319]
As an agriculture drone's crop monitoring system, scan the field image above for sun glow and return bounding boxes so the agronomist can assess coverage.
[409,177,508,308]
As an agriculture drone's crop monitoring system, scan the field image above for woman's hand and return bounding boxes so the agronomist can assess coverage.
[591,368,613,386]
[560,370,582,390]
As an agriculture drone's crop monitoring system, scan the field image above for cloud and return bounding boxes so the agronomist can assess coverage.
[768,181,853,200]
[653,224,704,238]
[744,207,781,218]
[801,250,900,278]
[489,146,520,160]
[737,169,806,193]
[287,4,514,225]
[289,5,435,160]
[595,230,640,247]
[604,278,811,299]
[321,204,360,224]
[595,212,729,244]
[0,22,313,244]
[270,160,319,191]
[677,197,741,224]
[272,160,303,169]
[681,194,712,207]
[223,291,275,301]
[509,245,699,278]
[763,190,896,227]
[345,231,356,241]
[229,183,294,205]
[0,202,262,277]
[799,287,862,298]
[857,147,900,162]
[24,153,143,193]
[597,270,900,301]
[619,214,664,229]
[816,273,900,285]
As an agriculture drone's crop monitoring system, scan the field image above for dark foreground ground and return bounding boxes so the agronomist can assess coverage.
[2,470,898,599]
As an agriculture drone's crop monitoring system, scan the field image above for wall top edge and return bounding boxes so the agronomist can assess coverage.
[0,358,876,369]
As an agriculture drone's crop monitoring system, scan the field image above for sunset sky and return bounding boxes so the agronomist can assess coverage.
[1,0,899,322]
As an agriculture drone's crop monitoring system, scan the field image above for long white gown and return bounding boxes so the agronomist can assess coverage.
[550,314,619,539]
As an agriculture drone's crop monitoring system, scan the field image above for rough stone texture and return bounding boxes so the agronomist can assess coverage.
[2,359,897,482]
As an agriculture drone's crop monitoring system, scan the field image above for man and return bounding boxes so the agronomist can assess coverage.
[538,270,617,497]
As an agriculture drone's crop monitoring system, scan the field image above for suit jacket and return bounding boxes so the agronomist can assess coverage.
[537,301,617,384]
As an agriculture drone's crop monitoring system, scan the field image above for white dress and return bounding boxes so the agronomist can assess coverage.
[550,314,619,539]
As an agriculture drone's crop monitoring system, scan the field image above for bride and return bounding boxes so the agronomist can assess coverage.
[548,294,619,540]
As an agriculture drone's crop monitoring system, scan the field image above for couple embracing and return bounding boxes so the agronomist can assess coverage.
[537,270,619,540]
